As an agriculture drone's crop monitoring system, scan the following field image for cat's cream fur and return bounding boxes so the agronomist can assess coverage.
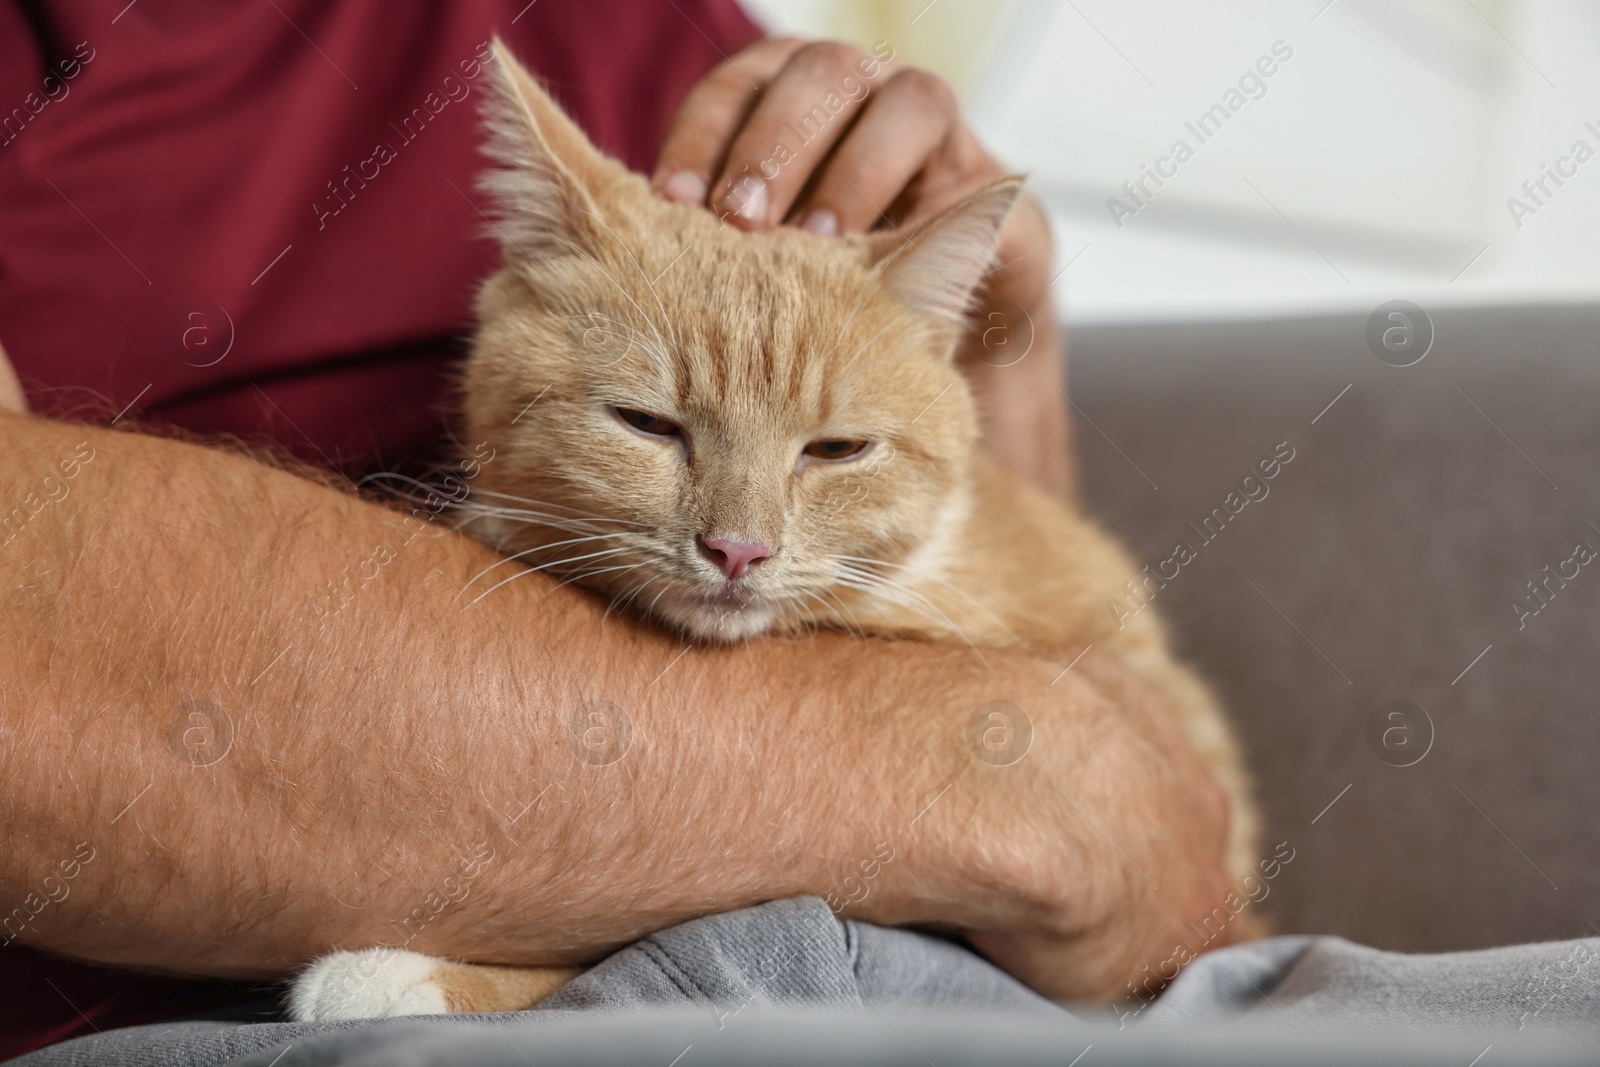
[289,44,1258,1022]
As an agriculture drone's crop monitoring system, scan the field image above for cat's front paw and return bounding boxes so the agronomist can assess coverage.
[288,948,448,1021]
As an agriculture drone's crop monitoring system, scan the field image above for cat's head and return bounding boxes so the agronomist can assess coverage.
[462,44,1021,641]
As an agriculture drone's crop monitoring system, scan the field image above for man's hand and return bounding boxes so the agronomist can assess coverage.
[946,653,1237,1001]
[650,38,1073,497]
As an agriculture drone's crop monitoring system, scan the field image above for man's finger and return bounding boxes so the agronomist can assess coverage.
[706,41,890,229]
[651,37,806,206]
[787,67,961,236]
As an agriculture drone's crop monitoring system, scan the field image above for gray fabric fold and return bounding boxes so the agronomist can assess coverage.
[13,898,1599,1066]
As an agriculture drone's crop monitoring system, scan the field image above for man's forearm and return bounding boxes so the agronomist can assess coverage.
[0,412,896,973]
[963,307,1072,498]
[0,412,1228,998]
[959,192,1075,499]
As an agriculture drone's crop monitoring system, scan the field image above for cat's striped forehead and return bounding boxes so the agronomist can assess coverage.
[580,228,929,430]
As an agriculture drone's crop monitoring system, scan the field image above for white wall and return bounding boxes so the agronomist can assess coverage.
[743,0,1600,323]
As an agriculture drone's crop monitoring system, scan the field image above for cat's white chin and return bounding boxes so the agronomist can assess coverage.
[658,597,777,643]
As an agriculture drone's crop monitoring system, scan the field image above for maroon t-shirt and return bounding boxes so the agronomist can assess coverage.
[0,0,760,472]
[0,0,761,1055]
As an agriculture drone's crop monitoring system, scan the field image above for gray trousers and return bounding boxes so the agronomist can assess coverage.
[12,898,1599,1066]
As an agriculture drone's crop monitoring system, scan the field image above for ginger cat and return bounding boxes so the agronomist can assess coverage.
[289,44,1258,1022]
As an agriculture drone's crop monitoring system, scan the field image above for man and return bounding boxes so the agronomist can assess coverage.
[0,0,1231,1056]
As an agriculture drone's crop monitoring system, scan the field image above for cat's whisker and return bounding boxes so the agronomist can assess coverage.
[550,233,676,362]
[458,533,633,599]
[831,565,954,625]
[602,589,635,624]
[828,552,1018,641]
[468,546,637,606]
[835,575,921,618]
[529,546,637,575]
[566,560,647,579]
[455,500,640,541]
[643,577,689,620]
[602,574,660,623]
[558,561,649,588]
[458,508,622,538]
[462,488,644,525]
[583,210,682,353]
[832,571,989,669]
[540,561,648,602]
[600,573,674,626]
[796,586,865,638]
[834,576,949,638]
[551,562,655,602]
[358,471,445,495]
[838,577,990,650]
[359,471,476,511]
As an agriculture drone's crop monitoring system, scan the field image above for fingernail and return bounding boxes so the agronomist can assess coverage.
[719,175,769,225]
[801,209,838,237]
[660,170,707,205]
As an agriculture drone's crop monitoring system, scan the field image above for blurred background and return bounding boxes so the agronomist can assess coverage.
[743,0,1600,323]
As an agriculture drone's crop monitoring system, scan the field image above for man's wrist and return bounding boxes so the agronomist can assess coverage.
[822,651,1070,933]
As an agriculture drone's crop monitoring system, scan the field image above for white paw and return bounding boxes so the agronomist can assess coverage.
[288,948,449,1021]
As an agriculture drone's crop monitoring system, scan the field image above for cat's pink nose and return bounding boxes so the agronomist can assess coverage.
[697,535,773,580]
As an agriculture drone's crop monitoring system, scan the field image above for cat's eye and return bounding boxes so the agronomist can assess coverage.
[803,439,871,462]
[613,407,680,438]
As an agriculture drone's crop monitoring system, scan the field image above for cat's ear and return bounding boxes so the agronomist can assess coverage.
[479,38,630,266]
[873,177,1023,323]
